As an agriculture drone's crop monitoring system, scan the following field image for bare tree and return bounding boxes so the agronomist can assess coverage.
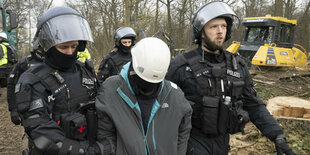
[275,0,283,16]
[298,1,310,51]
[159,0,174,35]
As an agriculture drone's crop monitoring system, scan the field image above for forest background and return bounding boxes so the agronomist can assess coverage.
[3,0,310,66]
[0,0,310,154]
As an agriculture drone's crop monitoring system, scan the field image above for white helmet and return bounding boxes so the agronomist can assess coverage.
[131,37,171,83]
[0,32,7,39]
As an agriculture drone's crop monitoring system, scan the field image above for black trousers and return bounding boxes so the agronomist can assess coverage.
[186,128,230,155]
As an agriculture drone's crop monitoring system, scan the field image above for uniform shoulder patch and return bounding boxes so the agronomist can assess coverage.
[29,98,44,111]
[15,83,21,93]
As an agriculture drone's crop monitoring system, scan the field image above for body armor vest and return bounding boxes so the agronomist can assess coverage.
[16,61,97,140]
[108,51,131,74]
[181,50,249,135]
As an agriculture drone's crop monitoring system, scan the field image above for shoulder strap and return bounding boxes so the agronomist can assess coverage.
[110,52,131,69]
[225,51,246,71]
[28,64,66,95]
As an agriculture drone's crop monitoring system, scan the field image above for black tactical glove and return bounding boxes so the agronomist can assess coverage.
[275,134,295,155]
[87,142,103,155]
[33,136,85,155]
[10,109,21,125]
[58,138,85,155]
[33,136,61,155]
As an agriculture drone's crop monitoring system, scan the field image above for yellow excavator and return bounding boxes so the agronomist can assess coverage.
[227,14,308,69]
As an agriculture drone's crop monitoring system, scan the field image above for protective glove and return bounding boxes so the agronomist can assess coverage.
[86,142,103,155]
[10,109,21,125]
[33,136,61,155]
[274,134,295,155]
[33,136,85,155]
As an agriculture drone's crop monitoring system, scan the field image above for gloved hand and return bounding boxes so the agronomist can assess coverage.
[33,136,85,155]
[87,142,102,155]
[10,109,21,125]
[274,134,295,155]
[33,136,60,155]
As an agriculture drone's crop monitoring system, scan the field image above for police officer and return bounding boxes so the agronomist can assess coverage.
[7,44,44,125]
[14,6,102,154]
[0,32,8,67]
[0,32,8,96]
[97,26,136,83]
[77,48,92,64]
[96,37,192,154]
[166,2,295,155]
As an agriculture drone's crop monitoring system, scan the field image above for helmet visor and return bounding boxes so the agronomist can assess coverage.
[193,2,240,31]
[38,14,93,51]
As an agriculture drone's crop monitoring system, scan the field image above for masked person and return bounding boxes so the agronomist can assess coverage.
[166,2,295,155]
[96,37,192,155]
[14,6,101,155]
[97,26,136,83]
[7,43,44,125]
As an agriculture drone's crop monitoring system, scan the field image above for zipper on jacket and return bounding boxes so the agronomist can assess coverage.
[140,119,150,155]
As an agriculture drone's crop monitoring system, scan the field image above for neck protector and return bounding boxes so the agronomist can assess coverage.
[119,43,132,54]
[128,65,160,99]
[45,46,77,72]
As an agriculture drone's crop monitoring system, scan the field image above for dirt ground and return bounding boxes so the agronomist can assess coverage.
[0,88,26,155]
[0,68,309,155]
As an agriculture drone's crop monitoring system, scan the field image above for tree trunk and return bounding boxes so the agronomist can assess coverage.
[275,0,283,16]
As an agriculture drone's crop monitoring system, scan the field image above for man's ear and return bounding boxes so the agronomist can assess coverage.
[201,30,206,39]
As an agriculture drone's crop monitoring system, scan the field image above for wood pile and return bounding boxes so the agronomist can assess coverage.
[266,96,310,120]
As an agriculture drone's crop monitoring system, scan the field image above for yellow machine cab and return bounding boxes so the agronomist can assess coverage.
[227,14,308,69]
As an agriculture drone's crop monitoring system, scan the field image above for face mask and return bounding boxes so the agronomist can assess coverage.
[45,46,78,71]
[119,41,132,54]
[128,65,160,98]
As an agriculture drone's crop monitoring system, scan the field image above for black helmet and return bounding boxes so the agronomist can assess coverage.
[192,1,239,44]
[114,27,137,47]
[33,6,93,52]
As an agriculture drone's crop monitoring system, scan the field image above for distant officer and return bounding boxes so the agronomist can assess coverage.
[0,32,8,96]
[14,6,102,154]
[0,32,8,66]
[166,1,295,155]
[77,48,91,63]
[96,37,192,154]
[97,27,136,83]
[7,44,44,125]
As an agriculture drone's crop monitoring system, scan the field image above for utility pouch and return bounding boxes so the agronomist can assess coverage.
[201,96,220,135]
[60,113,87,140]
[227,100,249,134]
[218,100,230,135]
[231,81,244,98]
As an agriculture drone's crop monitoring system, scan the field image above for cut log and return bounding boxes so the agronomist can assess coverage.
[266,96,310,120]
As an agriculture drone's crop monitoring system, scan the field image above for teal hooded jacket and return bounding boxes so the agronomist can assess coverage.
[96,62,192,155]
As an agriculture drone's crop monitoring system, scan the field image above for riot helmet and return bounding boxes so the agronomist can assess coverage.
[192,1,239,44]
[33,6,93,52]
[114,27,137,47]
[131,37,170,83]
